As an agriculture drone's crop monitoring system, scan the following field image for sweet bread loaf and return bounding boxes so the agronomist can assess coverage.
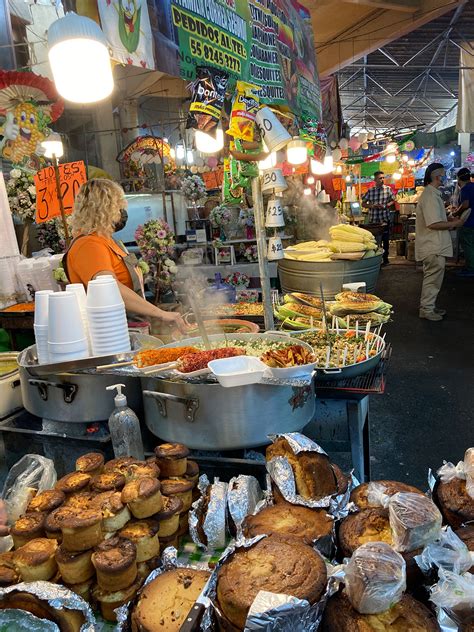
[184,460,200,486]
[92,578,141,622]
[125,461,160,481]
[55,472,91,495]
[131,568,210,632]
[75,452,104,477]
[0,590,85,631]
[216,534,327,630]
[119,519,160,562]
[13,538,58,582]
[54,506,103,551]
[11,512,47,548]
[388,493,442,552]
[90,491,131,532]
[55,546,95,584]
[436,478,474,528]
[266,437,337,500]
[338,508,392,558]
[122,477,163,519]
[350,481,424,510]
[154,443,190,477]
[160,478,194,512]
[26,489,65,514]
[91,471,126,492]
[321,591,440,631]
[243,503,333,544]
[154,495,183,537]
[92,536,137,592]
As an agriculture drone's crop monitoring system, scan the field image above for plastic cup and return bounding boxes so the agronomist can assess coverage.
[67,284,87,309]
[86,278,123,308]
[48,338,89,353]
[48,349,89,362]
[34,290,54,326]
[92,341,131,355]
[48,291,86,344]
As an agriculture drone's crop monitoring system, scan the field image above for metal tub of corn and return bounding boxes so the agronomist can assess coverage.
[278,224,383,300]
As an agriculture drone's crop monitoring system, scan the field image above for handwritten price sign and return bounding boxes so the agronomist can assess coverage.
[34,161,87,224]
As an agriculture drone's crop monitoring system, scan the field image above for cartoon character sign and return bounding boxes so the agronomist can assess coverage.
[0,71,64,169]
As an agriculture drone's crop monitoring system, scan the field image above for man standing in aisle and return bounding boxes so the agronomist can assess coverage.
[415,163,465,321]
[454,169,474,277]
[362,171,395,266]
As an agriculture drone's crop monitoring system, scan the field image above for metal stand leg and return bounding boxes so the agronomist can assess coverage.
[347,396,371,482]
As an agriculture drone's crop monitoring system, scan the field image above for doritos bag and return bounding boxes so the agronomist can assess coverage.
[227,82,260,142]
[187,66,229,132]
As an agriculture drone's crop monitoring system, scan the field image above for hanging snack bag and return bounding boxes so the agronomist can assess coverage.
[223,157,244,205]
[227,81,261,142]
[230,138,259,189]
[187,66,229,132]
[300,115,327,163]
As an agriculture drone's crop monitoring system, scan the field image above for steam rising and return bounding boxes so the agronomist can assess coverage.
[283,177,338,242]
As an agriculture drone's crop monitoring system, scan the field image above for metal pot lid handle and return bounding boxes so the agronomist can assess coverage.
[143,390,199,423]
[28,379,79,403]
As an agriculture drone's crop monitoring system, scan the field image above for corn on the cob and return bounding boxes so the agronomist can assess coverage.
[330,241,367,253]
[329,224,373,239]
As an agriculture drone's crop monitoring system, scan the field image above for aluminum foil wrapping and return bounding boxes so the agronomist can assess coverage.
[189,475,211,549]
[437,607,459,632]
[0,581,96,632]
[0,608,59,631]
[269,432,327,455]
[189,476,228,550]
[228,475,263,539]
[116,546,215,631]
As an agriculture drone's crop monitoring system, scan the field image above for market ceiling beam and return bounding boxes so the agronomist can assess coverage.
[307,0,467,77]
[344,0,421,12]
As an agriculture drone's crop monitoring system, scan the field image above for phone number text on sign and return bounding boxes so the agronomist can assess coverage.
[34,161,87,224]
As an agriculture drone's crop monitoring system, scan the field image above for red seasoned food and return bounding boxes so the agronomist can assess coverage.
[177,347,246,373]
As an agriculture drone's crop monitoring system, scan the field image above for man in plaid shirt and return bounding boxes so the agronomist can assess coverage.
[362,171,395,265]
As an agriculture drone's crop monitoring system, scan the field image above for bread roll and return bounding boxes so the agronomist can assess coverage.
[92,536,137,592]
[13,538,58,582]
[122,477,163,519]
[154,443,190,477]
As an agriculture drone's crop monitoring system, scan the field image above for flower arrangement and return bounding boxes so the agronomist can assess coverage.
[209,204,232,228]
[240,243,258,262]
[135,219,177,295]
[36,218,68,253]
[6,169,36,222]
[238,208,254,228]
[181,174,207,203]
[224,271,250,289]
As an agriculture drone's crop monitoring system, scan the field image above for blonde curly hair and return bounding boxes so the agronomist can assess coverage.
[71,179,125,236]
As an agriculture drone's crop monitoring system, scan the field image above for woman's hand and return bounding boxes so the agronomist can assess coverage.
[159,310,190,334]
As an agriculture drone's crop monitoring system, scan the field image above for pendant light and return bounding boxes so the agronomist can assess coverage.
[286,138,307,165]
[393,172,402,181]
[186,149,194,164]
[175,142,185,161]
[258,152,277,171]
[41,132,64,159]
[195,127,224,154]
[48,13,113,103]
[386,154,397,163]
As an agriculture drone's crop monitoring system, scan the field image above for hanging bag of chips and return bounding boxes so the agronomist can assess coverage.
[227,81,260,142]
[187,66,229,132]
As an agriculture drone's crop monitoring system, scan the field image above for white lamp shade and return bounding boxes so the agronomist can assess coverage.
[307,176,315,185]
[311,153,333,175]
[267,236,284,260]
[195,128,224,154]
[393,172,402,180]
[261,168,287,193]
[186,149,194,164]
[41,133,64,159]
[176,143,185,160]
[265,197,285,227]
[386,154,397,164]
[303,187,312,195]
[286,139,308,165]
[402,155,409,162]
[48,13,113,103]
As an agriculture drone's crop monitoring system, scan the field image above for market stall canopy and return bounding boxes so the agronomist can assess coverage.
[116,135,173,166]
[113,66,189,100]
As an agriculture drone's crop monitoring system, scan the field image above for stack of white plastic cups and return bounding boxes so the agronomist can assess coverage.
[67,283,92,355]
[48,291,89,362]
[86,277,131,356]
[34,290,54,364]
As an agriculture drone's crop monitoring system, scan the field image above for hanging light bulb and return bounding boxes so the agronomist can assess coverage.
[324,152,333,172]
[195,128,224,154]
[402,154,409,162]
[175,142,185,160]
[303,187,312,196]
[311,150,333,175]
[335,165,342,174]
[386,142,397,153]
[163,137,169,143]
[286,138,307,165]
[386,154,397,164]
[170,147,176,160]
[408,159,416,167]
[41,132,64,159]
[258,152,277,171]
[310,159,324,175]
[345,174,352,183]
[307,176,315,185]
[186,149,194,164]
[48,13,113,103]
[393,172,402,181]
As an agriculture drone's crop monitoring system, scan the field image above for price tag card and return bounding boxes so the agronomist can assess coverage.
[34,161,87,223]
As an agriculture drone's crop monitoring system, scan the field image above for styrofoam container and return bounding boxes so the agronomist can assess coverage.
[86,278,122,308]
[48,338,89,353]
[48,291,86,344]
[34,290,54,326]
[263,361,317,378]
[86,303,125,313]
[208,356,267,388]
[48,348,89,362]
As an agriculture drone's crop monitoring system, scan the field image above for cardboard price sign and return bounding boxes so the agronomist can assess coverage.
[34,161,87,223]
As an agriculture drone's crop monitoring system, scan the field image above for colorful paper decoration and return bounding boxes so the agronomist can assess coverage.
[116,135,174,167]
[34,161,87,223]
[0,71,64,169]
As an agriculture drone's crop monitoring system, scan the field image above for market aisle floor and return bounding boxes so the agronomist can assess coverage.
[369,262,474,488]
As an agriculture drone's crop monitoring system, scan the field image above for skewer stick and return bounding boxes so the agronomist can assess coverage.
[377,324,382,337]
[365,321,371,340]
[140,362,178,375]
[355,321,359,338]
[353,344,357,364]
[342,345,348,367]
[325,346,331,368]
[97,360,134,370]
[310,315,314,330]
[346,315,350,330]
[331,315,335,330]
[366,340,370,360]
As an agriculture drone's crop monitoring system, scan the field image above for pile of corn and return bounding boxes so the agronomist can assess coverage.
[284,225,378,261]
[328,224,377,254]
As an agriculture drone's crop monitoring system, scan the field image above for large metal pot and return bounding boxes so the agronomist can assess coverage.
[18,346,142,423]
[140,333,315,450]
[278,255,382,299]
[141,377,315,450]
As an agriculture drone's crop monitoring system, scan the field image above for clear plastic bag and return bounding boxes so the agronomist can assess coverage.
[464,448,474,500]
[416,527,474,575]
[366,482,392,508]
[430,568,474,627]
[437,460,465,483]
[345,542,406,614]
[389,492,442,553]
[1,454,57,523]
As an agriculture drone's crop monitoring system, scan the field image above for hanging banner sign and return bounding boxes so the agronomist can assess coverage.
[149,0,321,119]
[34,161,87,224]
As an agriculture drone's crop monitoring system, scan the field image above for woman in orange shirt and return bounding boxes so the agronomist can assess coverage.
[64,179,186,332]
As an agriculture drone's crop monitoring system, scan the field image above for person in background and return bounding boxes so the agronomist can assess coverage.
[63,179,187,332]
[451,167,471,208]
[453,169,474,277]
[415,163,465,321]
[362,171,395,266]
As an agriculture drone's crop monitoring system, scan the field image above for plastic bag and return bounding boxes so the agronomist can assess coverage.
[1,454,57,523]
[416,527,474,575]
[186,66,228,132]
[227,81,260,141]
[345,542,406,614]
[437,460,466,483]
[430,568,474,627]
[389,492,442,553]
[366,482,392,508]
[464,448,474,499]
